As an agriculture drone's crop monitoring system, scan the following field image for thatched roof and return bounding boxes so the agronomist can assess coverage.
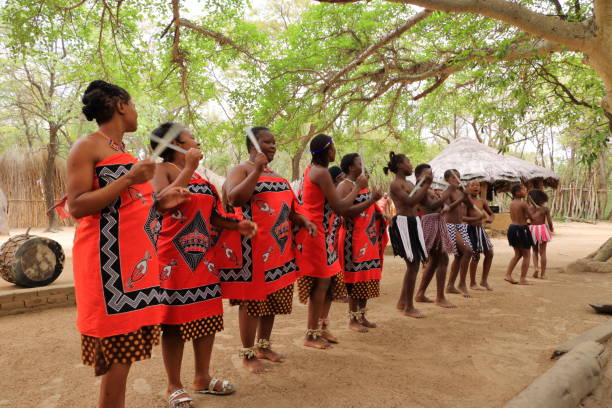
[410,137,559,191]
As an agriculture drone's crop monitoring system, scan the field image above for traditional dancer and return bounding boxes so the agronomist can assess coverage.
[414,164,457,308]
[295,134,368,349]
[337,153,386,332]
[443,170,475,298]
[505,184,534,285]
[463,181,495,291]
[221,127,316,372]
[151,123,257,406]
[67,80,189,408]
[386,152,431,318]
[528,190,553,279]
[329,165,346,186]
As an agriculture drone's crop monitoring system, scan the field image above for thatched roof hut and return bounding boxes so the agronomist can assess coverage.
[411,137,559,191]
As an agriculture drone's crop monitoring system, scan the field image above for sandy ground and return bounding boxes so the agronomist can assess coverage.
[0,222,611,408]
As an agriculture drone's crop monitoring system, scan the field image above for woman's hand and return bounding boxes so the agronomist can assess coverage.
[237,220,258,238]
[126,159,156,185]
[156,186,191,211]
[185,148,203,171]
[304,220,317,237]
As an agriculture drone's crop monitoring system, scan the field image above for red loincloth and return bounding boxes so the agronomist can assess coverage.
[157,172,224,325]
[215,172,299,300]
[294,165,341,279]
[73,153,162,338]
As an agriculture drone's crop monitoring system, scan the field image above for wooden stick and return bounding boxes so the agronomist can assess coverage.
[451,170,485,216]
[149,133,188,155]
[150,124,184,159]
[409,176,425,197]
[245,127,262,153]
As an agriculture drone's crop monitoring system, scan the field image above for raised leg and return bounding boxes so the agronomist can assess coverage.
[505,247,522,284]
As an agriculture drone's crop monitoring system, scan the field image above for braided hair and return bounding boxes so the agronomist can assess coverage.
[310,133,333,166]
[383,151,406,175]
[81,80,130,124]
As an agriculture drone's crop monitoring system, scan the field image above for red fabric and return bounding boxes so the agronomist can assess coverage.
[216,173,299,300]
[157,172,224,325]
[73,153,162,338]
[294,165,341,278]
[339,190,388,284]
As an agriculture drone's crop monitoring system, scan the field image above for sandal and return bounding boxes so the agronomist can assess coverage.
[168,389,194,408]
[194,378,236,396]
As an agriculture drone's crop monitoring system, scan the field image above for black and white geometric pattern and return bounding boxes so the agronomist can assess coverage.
[324,201,339,265]
[217,205,253,282]
[96,163,220,315]
[143,206,162,250]
[254,181,291,194]
[172,210,210,272]
[264,259,298,282]
[343,218,381,273]
[271,202,290,253]
[188,182,216,196]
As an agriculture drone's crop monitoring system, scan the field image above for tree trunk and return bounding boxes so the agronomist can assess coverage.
[43,123,59,232]
[291,124,317,181]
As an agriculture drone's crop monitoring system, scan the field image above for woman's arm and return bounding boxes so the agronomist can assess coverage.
[310,167,367,216]
[67,138,156,219]
[225,153,267,207]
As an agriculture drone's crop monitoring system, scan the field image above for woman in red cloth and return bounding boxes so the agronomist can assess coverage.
[67,80,189,408]
[337,153,385,333]
[295,134,372,349]
[222,127,316,373]
[150,123,256,406]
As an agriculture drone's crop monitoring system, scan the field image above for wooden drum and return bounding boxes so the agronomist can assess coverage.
[0,232,65,287]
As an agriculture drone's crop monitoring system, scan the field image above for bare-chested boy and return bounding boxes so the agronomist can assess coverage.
[527,190,553,279]
[464,181,494,291]
[443,170,475,298]
[414,164,457,308]
[385,152,432,318]
[505,184,534,285]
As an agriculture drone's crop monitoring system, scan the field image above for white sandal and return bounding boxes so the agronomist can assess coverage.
[168,388,194,407]
[194,378,236,396]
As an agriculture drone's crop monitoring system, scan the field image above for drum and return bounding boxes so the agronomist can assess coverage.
[0,232,65,287]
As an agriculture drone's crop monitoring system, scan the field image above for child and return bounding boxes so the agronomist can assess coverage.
[505,184,534,285]
[414,164,457,308]
[443,170,474,298]
[463,181,495,291]
[528,190,553,279]
[386,152,432,318]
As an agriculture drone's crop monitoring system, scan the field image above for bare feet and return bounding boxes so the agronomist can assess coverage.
[479,281,493,291]
[320,329,338,344]
[348,320,368,333]
[540,274,547,280]
[304,336,331,349]
[435,298,457,308]
[242,357,267,374]
[469,283,485,291]
[533,269,540,278]
[403,307,425,318]
[396,300,405,310]
[415,294,434,303]
[504,276,518,284]
[446,286,461,294]
[458,284,471,298]
[360,315,377,328]
[518,279,532,285]
[256,348,285,363]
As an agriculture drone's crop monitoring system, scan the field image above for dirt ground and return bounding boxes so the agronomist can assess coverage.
[1,222,611,408]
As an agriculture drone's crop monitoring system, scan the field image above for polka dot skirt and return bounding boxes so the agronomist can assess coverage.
[230,284,294,317]
[346,279,380,300]
[173,314,224,342]
[297,270,347,304]
[81,325,161,376]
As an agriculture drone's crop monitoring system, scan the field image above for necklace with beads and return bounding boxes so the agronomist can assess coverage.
[98,130,126,153]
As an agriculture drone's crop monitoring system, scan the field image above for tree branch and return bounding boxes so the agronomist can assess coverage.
[318,0,593,50]
[178,18,261,63]
[322,10,432,92]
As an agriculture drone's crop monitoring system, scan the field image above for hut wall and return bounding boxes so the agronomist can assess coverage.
[0,150,72,229]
